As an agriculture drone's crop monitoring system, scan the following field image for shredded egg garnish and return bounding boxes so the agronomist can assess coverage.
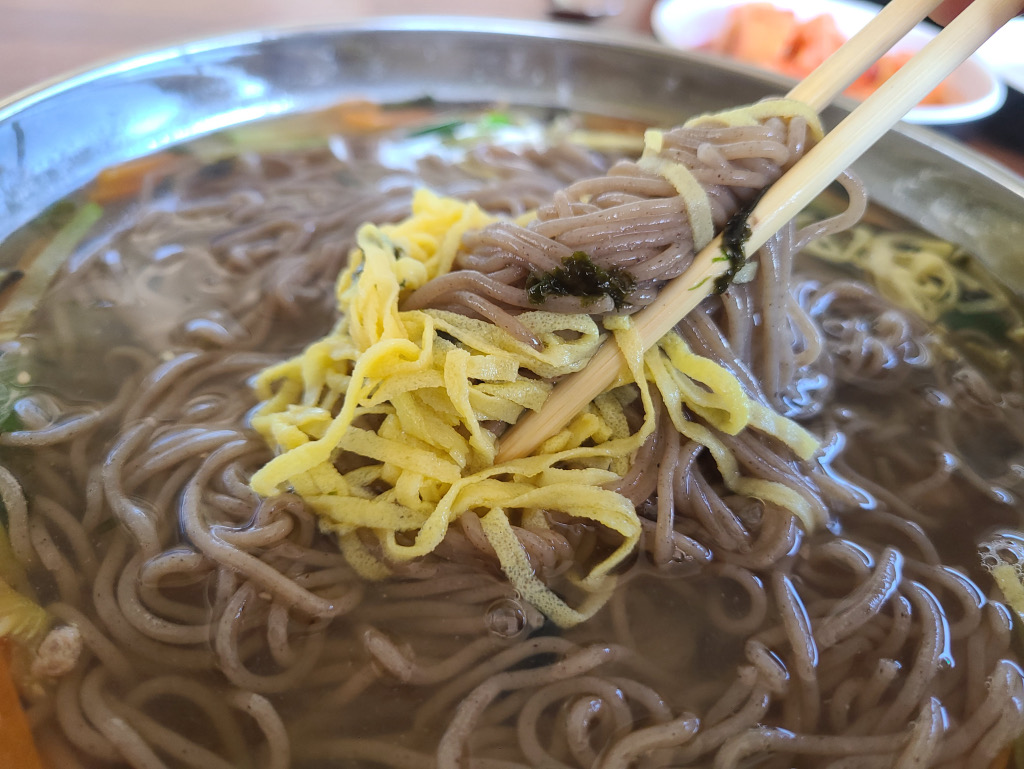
[251,188,820,626]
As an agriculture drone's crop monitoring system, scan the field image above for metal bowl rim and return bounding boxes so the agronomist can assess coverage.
[0,15,1020,197]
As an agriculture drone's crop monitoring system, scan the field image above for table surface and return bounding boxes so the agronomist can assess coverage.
[0,0,1021,176]
[0,0,652,96]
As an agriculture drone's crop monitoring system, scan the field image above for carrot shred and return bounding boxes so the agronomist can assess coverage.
[327,100,434,134]
[89,152,181,204]
[0,640,45,769]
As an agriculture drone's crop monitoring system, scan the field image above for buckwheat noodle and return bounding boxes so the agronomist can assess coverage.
[1,107,1023,769]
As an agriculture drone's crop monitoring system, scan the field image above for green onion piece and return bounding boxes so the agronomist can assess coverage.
[0,202,103,343]
[407,120,465,138]
[383,96,436,110]
[478,111,514,128]
[0,403,21,435]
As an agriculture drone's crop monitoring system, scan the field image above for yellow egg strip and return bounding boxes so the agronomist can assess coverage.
[645,333,823,530]
[981,537,1024,622]
[802,225,963,323]
[479,507,616,626]
[685,98,825,142]
[638,129,714,252]
[990,563,1024,619]
[251,172,827,624]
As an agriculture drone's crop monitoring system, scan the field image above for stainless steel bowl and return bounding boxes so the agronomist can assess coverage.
[1,17,1023,289]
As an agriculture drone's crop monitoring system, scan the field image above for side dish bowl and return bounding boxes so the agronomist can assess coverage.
[650,0,1008,125]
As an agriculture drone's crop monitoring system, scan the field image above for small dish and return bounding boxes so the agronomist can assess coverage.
[650,0,1008,125]
[977,17,1024,94]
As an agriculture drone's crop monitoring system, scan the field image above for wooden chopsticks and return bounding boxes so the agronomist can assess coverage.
[787,0,947,111]
[496,0,1020,463]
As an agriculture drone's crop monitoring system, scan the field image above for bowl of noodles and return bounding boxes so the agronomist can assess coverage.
[1,16,1024,769]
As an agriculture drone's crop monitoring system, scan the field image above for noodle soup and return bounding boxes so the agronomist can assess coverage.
[1,100,1023,769]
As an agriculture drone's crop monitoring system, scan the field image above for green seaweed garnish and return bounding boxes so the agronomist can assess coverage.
[526,251,635,309]
[714,191,764,295]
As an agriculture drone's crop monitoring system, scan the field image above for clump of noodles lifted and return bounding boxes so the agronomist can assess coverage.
[403,101,823,346]
[251,100,823,625]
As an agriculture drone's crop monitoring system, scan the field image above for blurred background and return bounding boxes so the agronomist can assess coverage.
[0,0,652,98]
[0,0,1019,174]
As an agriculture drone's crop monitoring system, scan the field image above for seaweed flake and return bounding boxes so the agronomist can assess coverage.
[714,190,765,295]
[526,251,635,309]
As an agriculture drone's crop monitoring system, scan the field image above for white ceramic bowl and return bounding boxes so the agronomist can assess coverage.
[977,17,1024,94]
[651,0,1008,125]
